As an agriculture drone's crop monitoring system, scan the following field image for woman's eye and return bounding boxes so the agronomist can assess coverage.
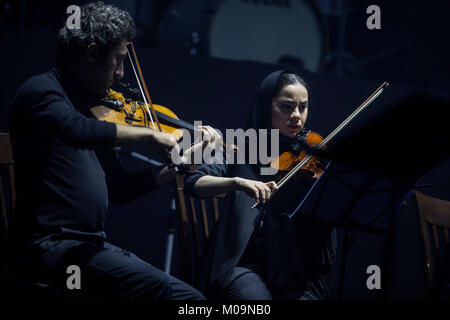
[299,103,308,112]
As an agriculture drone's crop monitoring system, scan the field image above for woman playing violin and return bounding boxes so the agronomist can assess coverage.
[7,2,217,300]
[184,70,338,300]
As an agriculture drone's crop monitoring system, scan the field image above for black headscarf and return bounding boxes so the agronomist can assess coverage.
[245,70,285,131]
[243,73,336,299]
[245,70,309,166]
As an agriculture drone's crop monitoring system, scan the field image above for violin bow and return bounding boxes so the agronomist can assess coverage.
[126,41,162,132]
[251,81,389,209]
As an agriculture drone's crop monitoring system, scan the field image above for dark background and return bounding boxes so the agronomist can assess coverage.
[1,0,449,299]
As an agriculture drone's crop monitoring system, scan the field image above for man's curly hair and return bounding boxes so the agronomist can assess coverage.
[57,1,136,65]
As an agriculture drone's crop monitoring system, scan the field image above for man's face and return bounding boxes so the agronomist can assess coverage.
[84,39,127,96]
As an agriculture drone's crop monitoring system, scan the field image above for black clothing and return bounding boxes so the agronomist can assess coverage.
[7,67,204,299]
[8,68,159,241]
[221,267,272,300]
[184,162,336,300]
[185,163,262,296]
[184,70,337,300]
[245,70,284,131]
[32,234,204,300]
[245,69,304,158]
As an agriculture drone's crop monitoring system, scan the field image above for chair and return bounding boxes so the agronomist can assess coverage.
[0,133,57,297]
[0,133,15,270]
[0,132,21,294]
[414,191,450,299]
[173,174,225,286]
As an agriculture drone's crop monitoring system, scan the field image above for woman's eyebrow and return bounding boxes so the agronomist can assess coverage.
[277,98,308,107]
[277,98,296,104]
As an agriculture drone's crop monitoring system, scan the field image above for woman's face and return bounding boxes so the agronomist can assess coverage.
[271,83,308,137]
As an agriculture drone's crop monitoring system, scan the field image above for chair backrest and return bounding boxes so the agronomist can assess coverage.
[0,134,61,292]
[173,174,224,285]
[414,191,450,298]
[0,133,15,233]
[0,133,15,271]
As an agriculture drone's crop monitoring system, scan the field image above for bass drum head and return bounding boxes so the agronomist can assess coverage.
[208,0,327,72]
[156,0,328,72]
[156,0,213,54]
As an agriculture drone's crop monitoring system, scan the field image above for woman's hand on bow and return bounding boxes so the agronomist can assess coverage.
[234,178,278,203]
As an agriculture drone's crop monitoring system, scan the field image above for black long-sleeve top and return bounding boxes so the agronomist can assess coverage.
[8,67,158,245]
[184,162,337,300]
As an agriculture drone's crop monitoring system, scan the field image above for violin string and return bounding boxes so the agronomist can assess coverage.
[155,111,195,132]
[129,98,196,131]
[126,47,157,130]
[129,43,164,132]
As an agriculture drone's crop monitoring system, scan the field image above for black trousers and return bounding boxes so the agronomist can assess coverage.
[220,267,272,300]
[220,267,326,300]
[23,235,205,300]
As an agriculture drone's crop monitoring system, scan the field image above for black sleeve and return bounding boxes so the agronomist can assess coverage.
[20,79,116,149]
[183,163,230,197]
[96,148,159,206]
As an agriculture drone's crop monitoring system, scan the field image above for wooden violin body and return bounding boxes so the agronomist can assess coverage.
[271,131,326,179]
[91,89,193,140]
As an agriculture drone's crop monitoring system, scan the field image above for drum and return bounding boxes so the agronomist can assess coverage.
[156,0,328,72]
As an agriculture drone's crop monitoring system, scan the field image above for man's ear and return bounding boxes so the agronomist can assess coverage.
[86,42,100,64]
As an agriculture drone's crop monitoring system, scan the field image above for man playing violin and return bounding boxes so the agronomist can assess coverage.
[6,2,214,299]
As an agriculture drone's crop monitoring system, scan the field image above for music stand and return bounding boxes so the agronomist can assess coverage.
[289,161,419,299]
[288,93,450,299]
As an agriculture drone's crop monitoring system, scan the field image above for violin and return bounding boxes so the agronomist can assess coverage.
[90,88,194,140]
[90,41,234,163]
[271,130,326,180]
[252,81,389,209]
